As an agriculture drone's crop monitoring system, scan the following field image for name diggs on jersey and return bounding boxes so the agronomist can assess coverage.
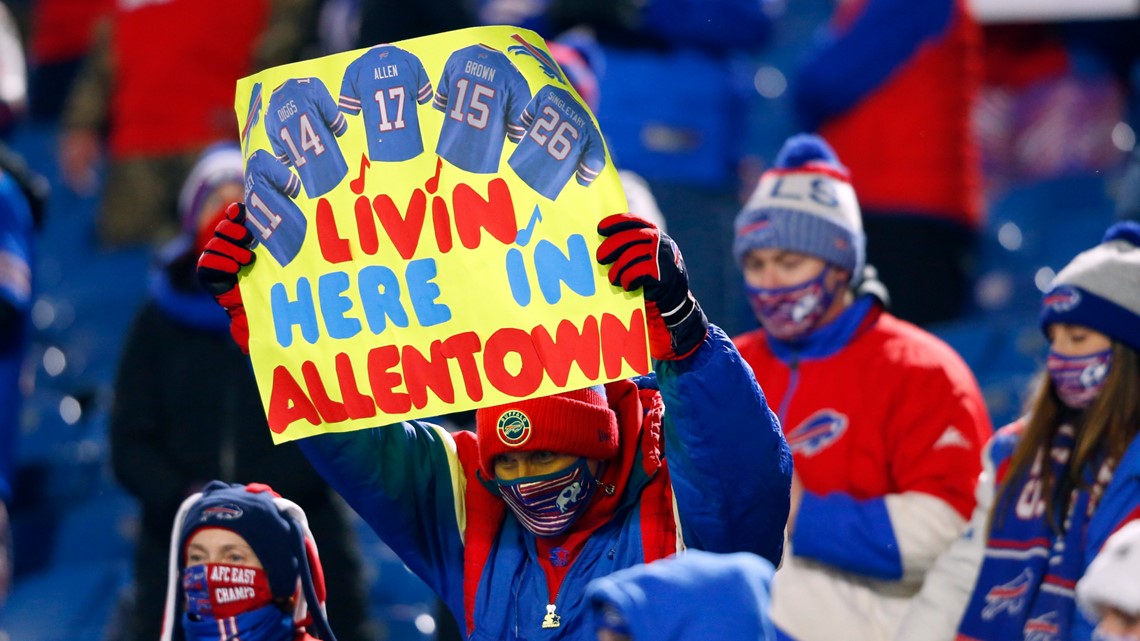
[276,99,299,122]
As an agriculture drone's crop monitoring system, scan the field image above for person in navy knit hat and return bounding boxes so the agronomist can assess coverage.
[898,222,1140,641]
[162,481,337,641]
[731,133,992,641]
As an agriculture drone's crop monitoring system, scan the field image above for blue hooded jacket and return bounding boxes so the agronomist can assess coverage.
[586,549,776,641]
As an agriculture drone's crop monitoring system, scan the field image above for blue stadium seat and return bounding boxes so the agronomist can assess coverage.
[0,560,131,641]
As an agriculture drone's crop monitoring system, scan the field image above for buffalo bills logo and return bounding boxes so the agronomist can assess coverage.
[508,34,565,84]
[738,215,772,239]
[982,569,1033,620]
[786,410,848,456]
[242,82,262,153]
[201,504,244,521]
[1043,287,1081,313]
[497,410,532,447]
[1024,611,1059,641]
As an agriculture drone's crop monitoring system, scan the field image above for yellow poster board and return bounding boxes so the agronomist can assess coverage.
[234,26,649,443]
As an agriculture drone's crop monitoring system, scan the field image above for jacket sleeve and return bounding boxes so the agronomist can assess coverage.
[657,324,792,566]
[793,0,954,130]
[296,421,468,609]
[791,355,991,581]
[892,437,996,641]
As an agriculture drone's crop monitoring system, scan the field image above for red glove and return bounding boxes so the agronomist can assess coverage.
[196,203,255,353]
[596,213,708,360]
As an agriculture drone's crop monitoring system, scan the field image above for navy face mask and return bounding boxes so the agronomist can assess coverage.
[496,457,599,537]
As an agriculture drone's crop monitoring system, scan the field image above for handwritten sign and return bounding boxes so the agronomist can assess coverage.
[234,26,650,443]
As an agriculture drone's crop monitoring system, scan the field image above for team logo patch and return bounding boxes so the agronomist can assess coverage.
[497,410,532,447]
[739,215,772,238]
[201,504,244,521]
[786,409,848,456]
[1043,286,1081,313]
[982,568,1033,620]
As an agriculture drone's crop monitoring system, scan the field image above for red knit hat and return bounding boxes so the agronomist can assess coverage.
[477,386,619,478]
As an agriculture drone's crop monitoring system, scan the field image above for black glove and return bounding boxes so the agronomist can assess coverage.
[596,213,708,360]
[196,203,256,353]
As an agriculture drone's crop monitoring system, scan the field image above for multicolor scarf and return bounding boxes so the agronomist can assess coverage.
[958,425,1112,641]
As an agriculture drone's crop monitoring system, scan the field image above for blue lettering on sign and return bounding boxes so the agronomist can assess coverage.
[406,258,451,327]
[359,265,410,334]
[506,247,531,306]
[269,258,451,346]
[318,271,362,339]
[271,277,320,347]
[535,234,594,304]
[506,234,595,307]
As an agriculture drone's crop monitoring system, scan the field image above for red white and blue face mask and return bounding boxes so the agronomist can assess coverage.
[1047,348,1113,410]
[745,267,841,342]
[182,563,291,641]
[496,458,599,537]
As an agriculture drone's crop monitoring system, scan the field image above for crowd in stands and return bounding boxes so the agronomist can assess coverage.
[2,0,1140,640]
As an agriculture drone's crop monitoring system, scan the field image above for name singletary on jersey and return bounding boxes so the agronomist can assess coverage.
[264,77,349,198]
[433,44,532,174]
[508,85,606,200]
[339,45,433,162]
[244,149,307,267]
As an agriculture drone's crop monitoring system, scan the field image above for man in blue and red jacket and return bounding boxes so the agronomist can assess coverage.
[197,205,793,640]
[732,134,991,641]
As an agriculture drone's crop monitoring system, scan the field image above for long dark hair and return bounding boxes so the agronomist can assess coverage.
[992,341,1140,532]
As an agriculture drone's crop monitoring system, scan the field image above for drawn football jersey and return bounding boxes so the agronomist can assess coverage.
[264,78,349,198]
[244,149,307,267]
[339,45,433,162]
[433,44,532,174]
[507,85,607,200]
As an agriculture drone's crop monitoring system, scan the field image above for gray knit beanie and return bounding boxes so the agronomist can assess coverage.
[1040,221,1140,353]
[733,134,865,275]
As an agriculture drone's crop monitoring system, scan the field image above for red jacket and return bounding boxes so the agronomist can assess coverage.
[796,0,983,229]
[109,0,266,156]
[733,299,991,640]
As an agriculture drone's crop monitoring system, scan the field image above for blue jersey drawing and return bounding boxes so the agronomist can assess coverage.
[433,44,532,174]
[508,85,607,200]
[339,45,434,162]
[264,78,349,198]
[244,150,307,267]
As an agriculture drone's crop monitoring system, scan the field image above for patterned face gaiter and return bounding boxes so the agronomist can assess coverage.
[745,267,842,342]
[181,563,292,641]
[496,458,599,537]
[1046,348,1113,410]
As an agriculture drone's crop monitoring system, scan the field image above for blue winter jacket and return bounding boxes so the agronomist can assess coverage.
[586,549,777,640]
[298,325,792,640]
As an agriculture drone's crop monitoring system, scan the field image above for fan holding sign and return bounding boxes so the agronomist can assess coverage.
[197,26,792,641]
